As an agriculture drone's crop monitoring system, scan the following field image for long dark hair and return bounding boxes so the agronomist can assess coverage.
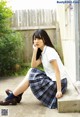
[32,29,55,60]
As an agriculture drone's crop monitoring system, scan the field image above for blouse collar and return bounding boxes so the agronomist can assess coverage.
[41,45,47,54]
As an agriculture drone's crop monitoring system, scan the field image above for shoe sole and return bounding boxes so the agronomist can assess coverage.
[0,99,17,106]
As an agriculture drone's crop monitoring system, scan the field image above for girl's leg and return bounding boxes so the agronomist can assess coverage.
[13,68,32,96]
[0,68,32,105]
[13,79,29,96]
[5,77,30,103]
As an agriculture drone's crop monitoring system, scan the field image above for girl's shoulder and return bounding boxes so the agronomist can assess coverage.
[46,46,59,58]
[46,46,56,53]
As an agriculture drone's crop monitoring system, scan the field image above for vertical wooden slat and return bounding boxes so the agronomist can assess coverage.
[12,9,56,28]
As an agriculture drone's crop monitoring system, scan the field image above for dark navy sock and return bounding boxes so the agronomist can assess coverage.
[5,93,16,101]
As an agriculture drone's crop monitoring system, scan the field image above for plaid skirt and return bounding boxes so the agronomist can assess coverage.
[29,68,67,109]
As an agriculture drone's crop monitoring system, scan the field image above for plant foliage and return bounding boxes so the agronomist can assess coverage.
[0,0,24,76]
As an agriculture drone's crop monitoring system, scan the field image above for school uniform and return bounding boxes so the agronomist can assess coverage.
[29,46,68,109]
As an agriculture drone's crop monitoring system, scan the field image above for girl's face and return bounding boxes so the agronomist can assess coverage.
[33,38,45,50]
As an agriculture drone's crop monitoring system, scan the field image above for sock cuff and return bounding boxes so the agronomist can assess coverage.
[5,93,16,101]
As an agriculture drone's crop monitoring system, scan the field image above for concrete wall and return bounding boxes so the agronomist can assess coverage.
[56,4,76,82]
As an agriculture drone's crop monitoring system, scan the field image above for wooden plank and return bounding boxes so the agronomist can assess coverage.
[12,26,56,31]
[11,9,56,28]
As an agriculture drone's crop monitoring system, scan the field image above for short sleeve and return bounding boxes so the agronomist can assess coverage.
[47,48,57,62]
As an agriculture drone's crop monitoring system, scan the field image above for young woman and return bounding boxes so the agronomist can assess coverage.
[0,29,67,109]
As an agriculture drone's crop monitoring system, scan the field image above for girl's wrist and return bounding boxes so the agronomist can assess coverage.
[57,91,62,94]
[57,90,61,93]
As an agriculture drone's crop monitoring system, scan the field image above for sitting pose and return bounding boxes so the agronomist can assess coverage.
[0,29,68,109]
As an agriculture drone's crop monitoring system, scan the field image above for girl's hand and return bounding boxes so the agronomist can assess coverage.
[33,44,38,50]
[56,91,62,98]
[33,44,38,52]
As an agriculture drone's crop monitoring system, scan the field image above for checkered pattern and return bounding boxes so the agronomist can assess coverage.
[29,68,67,109]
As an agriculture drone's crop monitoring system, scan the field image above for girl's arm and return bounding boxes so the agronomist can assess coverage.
[50,60,62,98]
[31,46,41,68]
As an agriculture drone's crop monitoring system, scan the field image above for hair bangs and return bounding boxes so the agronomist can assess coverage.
[33,30,44,42]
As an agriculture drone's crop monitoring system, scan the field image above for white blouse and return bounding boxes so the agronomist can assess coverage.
[41,46,68,81]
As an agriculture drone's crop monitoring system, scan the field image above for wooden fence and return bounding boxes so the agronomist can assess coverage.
[11,9,63,63]
[11,9,56,29]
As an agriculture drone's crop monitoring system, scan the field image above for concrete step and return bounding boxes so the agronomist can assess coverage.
[58,81,80,113]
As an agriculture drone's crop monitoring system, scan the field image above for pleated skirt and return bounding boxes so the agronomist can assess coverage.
[29,68,67,109]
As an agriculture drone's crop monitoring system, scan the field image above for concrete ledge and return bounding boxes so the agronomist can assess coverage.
[58,81,80,112]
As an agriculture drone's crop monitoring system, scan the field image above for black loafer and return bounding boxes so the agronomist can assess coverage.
[0,98,17,106]
[5,89,12,95]
[5,89,22,103]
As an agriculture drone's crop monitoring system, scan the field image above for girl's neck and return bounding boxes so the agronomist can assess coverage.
[40,45,46,51]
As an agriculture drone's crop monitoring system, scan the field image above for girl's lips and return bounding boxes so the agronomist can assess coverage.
[36,44,39,46]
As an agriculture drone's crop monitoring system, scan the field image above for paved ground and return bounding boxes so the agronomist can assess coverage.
[0,76,80,117]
